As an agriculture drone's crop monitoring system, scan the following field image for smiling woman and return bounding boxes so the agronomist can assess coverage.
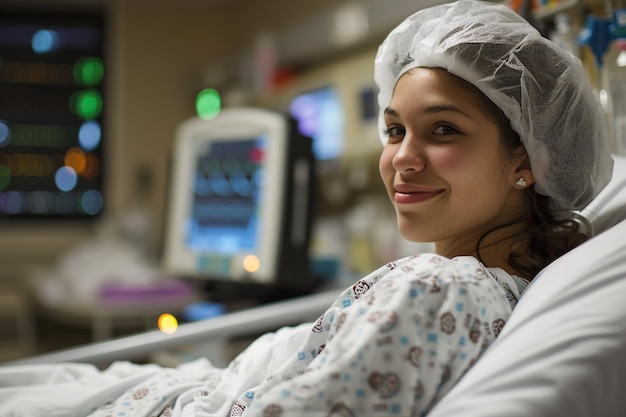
[380,67,535,278]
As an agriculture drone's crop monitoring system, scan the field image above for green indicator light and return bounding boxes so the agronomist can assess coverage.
[74,57,104,86]
[71,89,103,119]
[0,165,11,190]
[196,88,221,120]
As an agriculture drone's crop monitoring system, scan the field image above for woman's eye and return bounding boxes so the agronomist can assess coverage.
[433,125,460,135]
[384,126,405,139]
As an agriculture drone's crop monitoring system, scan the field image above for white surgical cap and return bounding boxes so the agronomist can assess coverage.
[375,0,613,209]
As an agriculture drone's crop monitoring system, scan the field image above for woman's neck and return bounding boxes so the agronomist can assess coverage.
[435,223,530,278]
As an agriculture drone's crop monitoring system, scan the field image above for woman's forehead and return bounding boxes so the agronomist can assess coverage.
[390,68,494,117]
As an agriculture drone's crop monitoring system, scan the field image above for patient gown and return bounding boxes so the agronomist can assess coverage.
[0,253,527,417]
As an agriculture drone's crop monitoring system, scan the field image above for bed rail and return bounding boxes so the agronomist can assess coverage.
[3,289,340,368]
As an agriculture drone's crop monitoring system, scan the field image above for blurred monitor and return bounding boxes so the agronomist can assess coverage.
[289,86,345,161]
[163,108,317,299]
[0,8,106,219]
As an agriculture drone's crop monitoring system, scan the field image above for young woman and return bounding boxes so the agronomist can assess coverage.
[0,1,613,416]
[239,2,611,413]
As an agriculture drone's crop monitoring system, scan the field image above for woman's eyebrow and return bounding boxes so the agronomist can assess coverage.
[423,104,470,118]
[384,104,471,118]
[384,107,399,118]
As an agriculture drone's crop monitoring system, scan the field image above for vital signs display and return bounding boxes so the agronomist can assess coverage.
[163,108,318,295]
[0,9,105,218]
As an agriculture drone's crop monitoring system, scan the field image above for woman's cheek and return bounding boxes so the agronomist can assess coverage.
[430,146,467,173]
[379,147,395,178]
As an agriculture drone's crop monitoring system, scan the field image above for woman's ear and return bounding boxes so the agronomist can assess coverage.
[512,153,535,189]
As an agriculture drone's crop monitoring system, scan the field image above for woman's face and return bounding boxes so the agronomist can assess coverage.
[379,68,525,256]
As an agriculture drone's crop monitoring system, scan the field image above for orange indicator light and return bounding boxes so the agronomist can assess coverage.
[157,313,178,334]
[243,255,260,273]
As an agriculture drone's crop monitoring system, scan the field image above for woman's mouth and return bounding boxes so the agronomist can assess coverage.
[393,184,443,204]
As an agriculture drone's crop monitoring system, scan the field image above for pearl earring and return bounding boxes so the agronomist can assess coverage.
[515,177,527,187]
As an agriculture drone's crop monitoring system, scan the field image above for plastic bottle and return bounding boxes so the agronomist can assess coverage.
[605,0,626,21]
[607,38,626,154]
[603,0,626,154]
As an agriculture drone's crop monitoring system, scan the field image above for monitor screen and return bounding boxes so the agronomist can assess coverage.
[0,8,106,219]
[163,108,315,292]
[289,86,344,161]
[187,136,264,261]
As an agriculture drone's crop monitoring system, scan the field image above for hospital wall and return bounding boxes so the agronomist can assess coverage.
[0,0,357,360]
[0,0,339,283]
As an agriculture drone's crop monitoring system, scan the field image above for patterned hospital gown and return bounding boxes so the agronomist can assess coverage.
[0,254,527,417]
[226,253,527,417]
[196,254,527,417]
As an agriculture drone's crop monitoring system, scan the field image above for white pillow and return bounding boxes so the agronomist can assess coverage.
[429,155,626,417]
[579,154,626,235]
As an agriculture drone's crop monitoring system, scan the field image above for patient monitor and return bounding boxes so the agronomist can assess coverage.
[163,108,317,299]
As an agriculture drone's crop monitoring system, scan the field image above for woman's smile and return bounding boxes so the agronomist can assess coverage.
[394,184,444,204]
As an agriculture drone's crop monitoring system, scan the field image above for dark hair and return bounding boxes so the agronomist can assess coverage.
[476,95,587,279]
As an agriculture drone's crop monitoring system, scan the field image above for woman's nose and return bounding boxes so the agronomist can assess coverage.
[392,137,426,173]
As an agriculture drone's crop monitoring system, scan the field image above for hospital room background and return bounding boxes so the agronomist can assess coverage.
[0,0,621,367]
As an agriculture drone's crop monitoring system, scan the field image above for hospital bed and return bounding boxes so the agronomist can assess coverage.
[3,154,626,416]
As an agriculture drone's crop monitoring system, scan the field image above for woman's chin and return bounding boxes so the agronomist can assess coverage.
[398,228,432,244]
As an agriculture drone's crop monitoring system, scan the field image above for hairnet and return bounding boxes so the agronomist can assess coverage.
[374,0,613,209]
